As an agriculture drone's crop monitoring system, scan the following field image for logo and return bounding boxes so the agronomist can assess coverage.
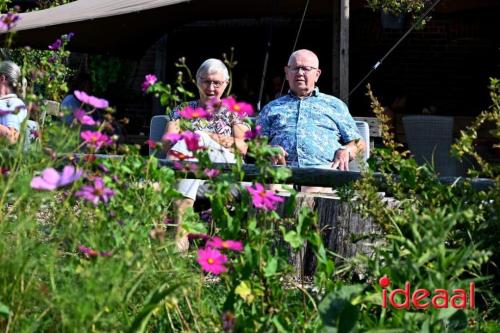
[379,275,475,309]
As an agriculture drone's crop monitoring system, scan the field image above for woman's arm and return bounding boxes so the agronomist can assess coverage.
[161,120,181,153]
[208,123,249,155]
[0,124,19,144]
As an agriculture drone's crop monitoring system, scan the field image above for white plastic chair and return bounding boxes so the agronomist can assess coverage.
[402,115,458,176]
[347,121,370,171]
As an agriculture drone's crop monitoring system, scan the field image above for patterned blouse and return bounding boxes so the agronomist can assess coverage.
[257,88,361,167]
[171,100,249,137]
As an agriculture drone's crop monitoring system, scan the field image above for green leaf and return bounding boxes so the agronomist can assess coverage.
[284,231,304,249]
[0,301,10,317]
[263,257,278,277]
[128,283,181,333]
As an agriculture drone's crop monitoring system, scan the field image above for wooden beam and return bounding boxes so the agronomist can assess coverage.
[332,0,340,96]
[84,155,496,191]
[339,0,349,103]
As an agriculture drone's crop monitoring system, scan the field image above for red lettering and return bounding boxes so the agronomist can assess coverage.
[432,289,449,308]
[412,289,430,309]
[450,289,467,308]
[389,282,410,309]
[469,282,475,309]
[382,289,387,308]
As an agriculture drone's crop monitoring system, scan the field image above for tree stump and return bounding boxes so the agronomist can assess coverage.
[277,193,383,276]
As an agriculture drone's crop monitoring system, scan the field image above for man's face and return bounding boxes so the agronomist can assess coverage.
[285,52,321,97]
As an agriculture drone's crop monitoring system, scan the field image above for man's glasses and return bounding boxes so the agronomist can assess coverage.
[200,79,227,88]
[288,66,318,74]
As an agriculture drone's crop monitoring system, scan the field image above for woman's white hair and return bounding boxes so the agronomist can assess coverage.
[0,60,21,89]
[196,58,229,83]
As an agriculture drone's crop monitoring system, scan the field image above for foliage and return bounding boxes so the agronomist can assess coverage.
[366,0,434,25]
[88,54,132,96]
[0,39,498,331]
[11,33,73,101]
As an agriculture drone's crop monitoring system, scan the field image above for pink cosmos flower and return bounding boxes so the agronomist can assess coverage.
[168,150,189,161]
[162,132,182,144]
[141,74,157,92]
[48,38,62,50]
[197,247,228,275]
[31,165,83,191]
[204,168,220,179]
[246,183,284,211]
[78,245,111,257]
[221,97,254,117]
[81,130,112,150]
[244,125,262,140]
[0,13,20,31]
[73,109,96,125]
[179,106,210,119]
[173,161,198,173]
[74,90,109,109]
[206,236,243,252]
[75,177,114,206]
[145,139,157,149]
[181,131,201,152]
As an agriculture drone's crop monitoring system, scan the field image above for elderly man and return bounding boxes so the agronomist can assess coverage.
[257,49,365,172]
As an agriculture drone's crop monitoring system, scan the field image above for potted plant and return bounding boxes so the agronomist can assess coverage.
[366,0,432,29]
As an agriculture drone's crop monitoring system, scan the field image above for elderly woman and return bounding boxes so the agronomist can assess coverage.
[162,58,250,251]
[0,61,27,144]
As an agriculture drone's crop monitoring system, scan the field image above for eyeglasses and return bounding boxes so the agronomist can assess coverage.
[200,79,227,88]
[288,66,318,74]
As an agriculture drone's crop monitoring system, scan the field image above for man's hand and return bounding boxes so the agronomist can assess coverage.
[271,145,288,165]
[331,147,350,171]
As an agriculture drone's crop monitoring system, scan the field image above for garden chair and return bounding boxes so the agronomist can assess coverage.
[348,121,370,171]
[149,115,170,159]
[402,115,458,176]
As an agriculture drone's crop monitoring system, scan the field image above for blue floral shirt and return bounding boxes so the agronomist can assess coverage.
[257,88,361,167]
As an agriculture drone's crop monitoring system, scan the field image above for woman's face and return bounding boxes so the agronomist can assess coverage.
[197,71,228,103]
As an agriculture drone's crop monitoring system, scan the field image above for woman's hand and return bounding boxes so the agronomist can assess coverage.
[209,133,235,148]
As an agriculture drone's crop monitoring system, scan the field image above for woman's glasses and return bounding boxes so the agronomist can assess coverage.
[200,79,227,88]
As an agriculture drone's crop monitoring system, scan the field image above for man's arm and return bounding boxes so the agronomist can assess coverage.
[331,138,366,171]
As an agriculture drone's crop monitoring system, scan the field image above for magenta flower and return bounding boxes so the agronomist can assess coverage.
[204,168,220,179]
[48,38,62,50]
[173,161,198,173]
[75,177,114,206]
[78,245,111,258]
[222,97,254,117]
[74,90,109,109]
[206,236,243,252]
[62,32,75,41]
[31,165,83,191]
[244,125,262,140]
[78,245,98,257]
[246,183,284,211]
[81,130,112,150]
[179,106,210,119]
[73,109,96,125]
[162,132,182,144]
[197,247,228,275]
[141,74,157,92]
[181,131,201,152]
[145,139,157,149]
[0,13,20,31]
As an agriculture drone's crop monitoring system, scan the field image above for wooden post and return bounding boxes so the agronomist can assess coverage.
[340,0,349,104]
[332,0,340,97]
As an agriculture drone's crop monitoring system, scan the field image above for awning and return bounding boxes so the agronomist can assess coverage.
[3,0,335,57]
[4,0,191,56]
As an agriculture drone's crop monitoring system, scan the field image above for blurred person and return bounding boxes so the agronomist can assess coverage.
[0,60,27,144]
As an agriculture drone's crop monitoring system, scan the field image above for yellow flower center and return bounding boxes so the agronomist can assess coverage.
[207,258,214,264]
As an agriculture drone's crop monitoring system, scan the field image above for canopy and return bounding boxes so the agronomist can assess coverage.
[3,0,338,57]
[5,0,190,56]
